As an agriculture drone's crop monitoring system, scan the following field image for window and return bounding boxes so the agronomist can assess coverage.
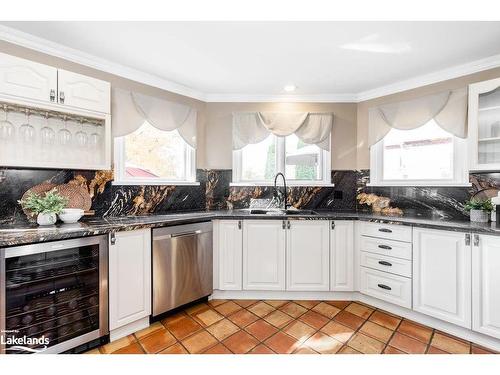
[233,134,331,185]
[370,120,468,186]
[114,121,196,185]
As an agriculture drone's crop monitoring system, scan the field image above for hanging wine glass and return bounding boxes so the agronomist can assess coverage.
[75,118,88,148]
[18,109,35,144]
[89,122,100,149]
[40,112,56,147]
[0,104,15,141]
[89,122,101,164]
[58,115,72,147]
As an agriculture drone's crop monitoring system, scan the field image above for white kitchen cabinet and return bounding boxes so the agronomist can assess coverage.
[109,229,151,331]
[472,234,500,339]
[468,77,500,171]
[216,220,243,290]
[243,220,286,291]
[413,228,471,328]
[57,69,110,113]
[330,220,354,291]
[287,220,330,291]
[0,52,58,104]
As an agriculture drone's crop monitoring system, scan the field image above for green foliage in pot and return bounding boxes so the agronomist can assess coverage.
[18,189,68,215]
[464,197,494,213]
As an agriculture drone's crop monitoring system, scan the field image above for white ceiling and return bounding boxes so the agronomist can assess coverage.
[2,21,500,102]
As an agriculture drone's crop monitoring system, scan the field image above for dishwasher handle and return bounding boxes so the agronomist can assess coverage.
[154,230,202,241]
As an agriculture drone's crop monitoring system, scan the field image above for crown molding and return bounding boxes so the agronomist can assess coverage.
[356,53,500,102]
[204,93,358,103]
[0,24,207,102]
[1,24,500,104]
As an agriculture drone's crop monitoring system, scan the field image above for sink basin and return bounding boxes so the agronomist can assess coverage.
[248,209,319,216]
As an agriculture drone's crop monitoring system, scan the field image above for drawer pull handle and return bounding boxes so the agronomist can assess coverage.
[377,284,392,291]
[378,261,392,267]
[378,244,392,250]
[378,228,392,233]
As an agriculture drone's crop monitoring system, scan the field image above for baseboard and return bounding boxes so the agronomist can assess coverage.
[211,290,356,301]
[210,290,500,352]
[109,317,150,342]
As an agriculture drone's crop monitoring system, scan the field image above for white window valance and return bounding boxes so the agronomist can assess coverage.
[232,112,333,151]
[368,88,468,147]
[112,88,197,148]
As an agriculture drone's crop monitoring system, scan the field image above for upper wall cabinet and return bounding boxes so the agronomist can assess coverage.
[0,52,110,114]
[0,52,111,170]
[468,77,500,171]
[58,69,110,113]
[0,52,58,104]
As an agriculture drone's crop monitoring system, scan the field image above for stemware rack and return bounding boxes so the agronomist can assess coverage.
[0,101,105,127]
[0,97,111,170]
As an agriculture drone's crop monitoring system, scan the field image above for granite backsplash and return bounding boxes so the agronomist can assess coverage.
[1,167,500,224]
[356,170,500,220]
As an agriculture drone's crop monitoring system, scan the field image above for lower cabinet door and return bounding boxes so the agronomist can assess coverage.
[473,234,500,339]
[243,220,286,291]
[216,220,243,290]
[413,228,471,328]
[109,229,151,330]
[330,220,354,291]
[287,220,330,291]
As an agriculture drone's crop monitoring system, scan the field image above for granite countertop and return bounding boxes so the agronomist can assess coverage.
[2,209,500,248]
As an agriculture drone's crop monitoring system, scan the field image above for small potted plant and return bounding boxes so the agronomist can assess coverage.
[464,197,493,223]
[18,189,68,226]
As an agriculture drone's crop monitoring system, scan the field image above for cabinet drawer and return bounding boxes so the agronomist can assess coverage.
[360,267,412,309]
[360,222,412,242]
[360,251,412,278]
[360,236,412,260]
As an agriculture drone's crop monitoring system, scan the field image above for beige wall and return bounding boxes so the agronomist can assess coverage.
[5,40,500,172]
[0,41,208,166]
[356,67,500,169]
[0,41,358,171]
[205,102,358,170]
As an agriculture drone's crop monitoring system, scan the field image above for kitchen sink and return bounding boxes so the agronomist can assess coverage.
[248,209,319,216]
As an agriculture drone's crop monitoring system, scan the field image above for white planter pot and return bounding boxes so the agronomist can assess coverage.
[470,209,489,223]
[37,212,57,226]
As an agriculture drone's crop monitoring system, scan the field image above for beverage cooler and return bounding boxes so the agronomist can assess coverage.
[0,235,109,354]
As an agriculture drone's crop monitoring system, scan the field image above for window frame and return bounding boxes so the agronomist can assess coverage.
[232,135,332,186]
[369,126,470,187]
[113,128,198,186]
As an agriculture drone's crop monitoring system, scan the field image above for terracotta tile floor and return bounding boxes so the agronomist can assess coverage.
[90,300,497,355]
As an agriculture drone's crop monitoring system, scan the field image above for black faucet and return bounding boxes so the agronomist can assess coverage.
[273,172,289,210]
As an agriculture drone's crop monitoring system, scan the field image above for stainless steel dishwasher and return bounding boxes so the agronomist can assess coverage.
[152,222,213,317]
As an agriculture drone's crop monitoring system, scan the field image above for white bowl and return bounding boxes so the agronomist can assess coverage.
[59,208,84,224]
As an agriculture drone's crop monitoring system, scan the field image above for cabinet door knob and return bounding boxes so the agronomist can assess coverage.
[473,234,479,247]
[110,232,116,245]
[50,89,56,102]
[282,220,286,230]
[287,220,291,230]
[238,221,242,230]
[465,233,471,246]
[59,91,65,104]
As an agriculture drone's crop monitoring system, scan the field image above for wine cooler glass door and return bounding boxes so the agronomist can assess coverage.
[1,235,108,354]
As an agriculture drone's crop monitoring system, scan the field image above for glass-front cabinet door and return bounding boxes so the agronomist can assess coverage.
[469,77,500,171]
